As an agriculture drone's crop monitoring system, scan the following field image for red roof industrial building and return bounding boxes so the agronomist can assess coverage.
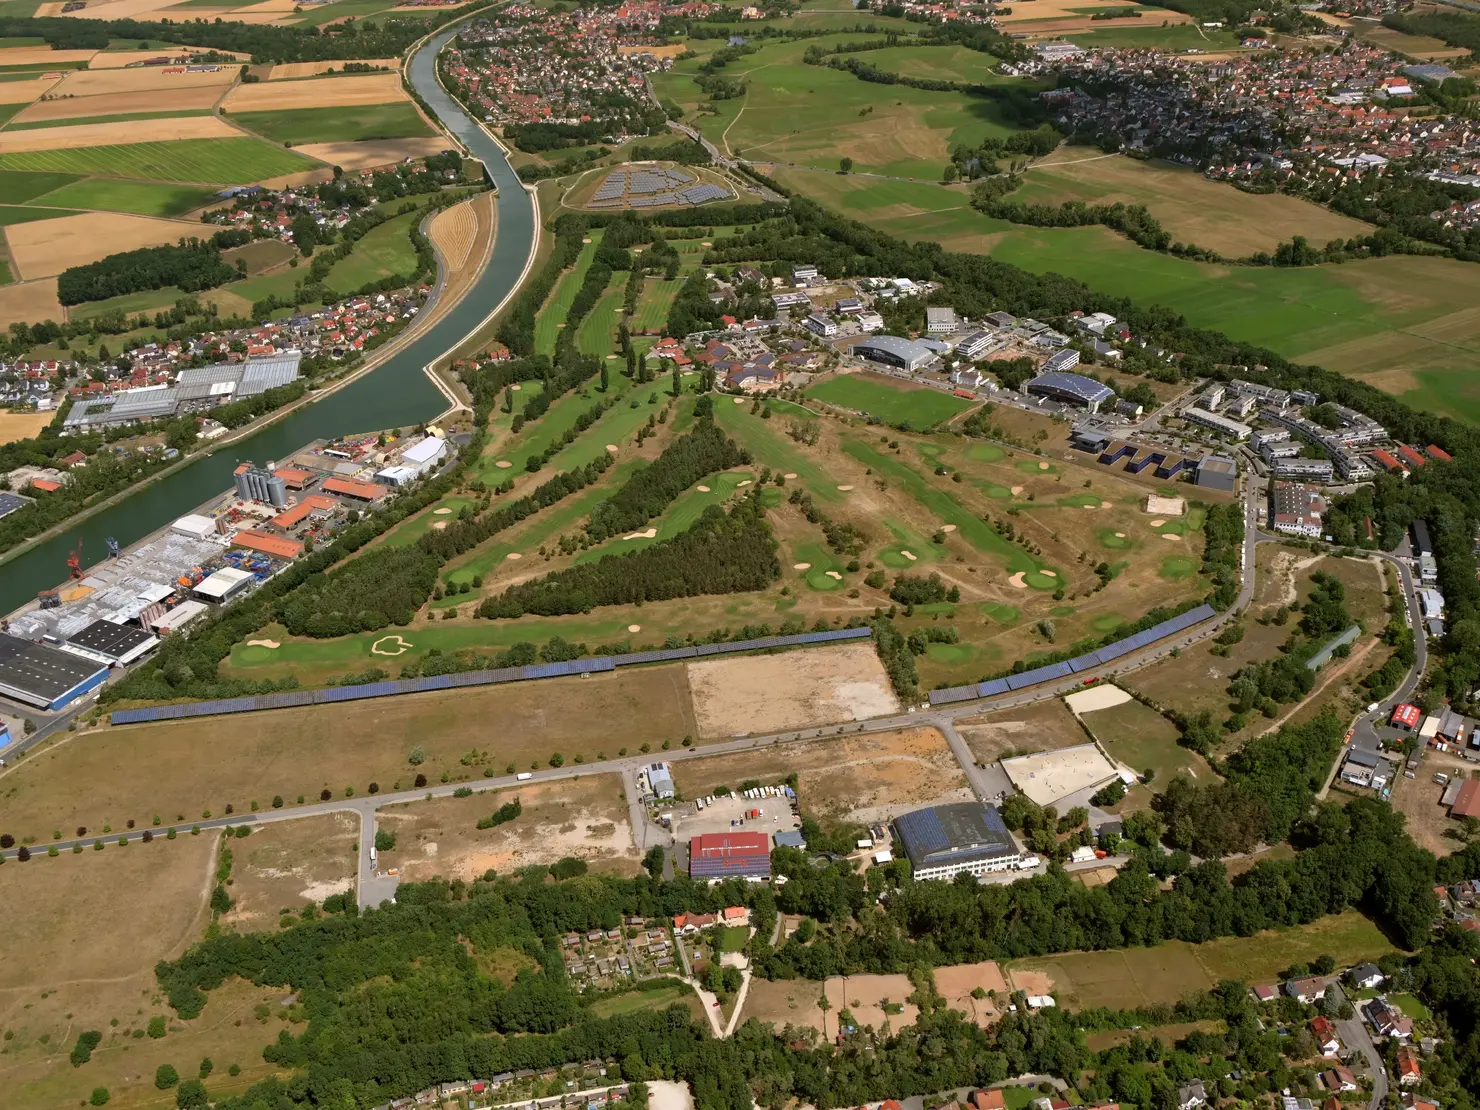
[688,831,770,880]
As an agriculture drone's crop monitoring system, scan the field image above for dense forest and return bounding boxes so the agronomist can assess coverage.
[586,399,747,541]
[477,492,779,618]
[57,239,238,306]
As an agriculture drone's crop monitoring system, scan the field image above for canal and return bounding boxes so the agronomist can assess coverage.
[0,26,537,614]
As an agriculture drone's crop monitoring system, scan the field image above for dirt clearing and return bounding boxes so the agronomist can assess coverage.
[221,812,359,932]
[222,73,406,111]
[687,641,899,736]
[935,960,1010,1027]
[7,211,203,279]
[12,85,226,124]
[294,137,451,169]
[0,115,236,154]
[2,666,697,842]
[378,773,638,882]
[743,973,917,1036]
[671,727,967,824]
[956,699,1087,765]
[0,410,53,444]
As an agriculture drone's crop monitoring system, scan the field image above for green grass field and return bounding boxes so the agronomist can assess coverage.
[535,232,603,356]
[575,469,755,564]
[5,109,214,132]
[848,44,1032,85]
[576,274,626,357]
[1080,697,1216,785]
[326,206,422,293]
[0,204,76,225]
[382,496,477,547]
[0,137,319,184]
[806,373,974,428]
[1067,23,1240,49]
[230,103,434,146]
[633,277,681,333]
[712,399,842,502]
[30,177,218,217]
[0,169,80,204]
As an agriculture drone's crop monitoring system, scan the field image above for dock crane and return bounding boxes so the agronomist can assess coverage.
[65,538,83,580]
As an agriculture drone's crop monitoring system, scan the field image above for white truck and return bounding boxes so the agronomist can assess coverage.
[516,772,533,781]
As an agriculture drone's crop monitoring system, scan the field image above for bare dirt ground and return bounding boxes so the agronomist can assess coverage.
[0,410,53,444]
[377,774,638,882]
[294,137,453,169]
[743,973,918,1036]
[687,641,900,736]
[220,813,359,932]
[48,66,235,97]
[267,59,398,79]
[7,212,203,279]
[1391,753,1474,857]
[934,960,1009,1028]
[14,85,226,124]
[671,727,967,824]
[956,699,1087,765]
[222,73,406,111]
[0,278,63,329]
[0,115,236,154]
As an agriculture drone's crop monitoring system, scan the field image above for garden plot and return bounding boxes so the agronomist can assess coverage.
[686,641,899,736]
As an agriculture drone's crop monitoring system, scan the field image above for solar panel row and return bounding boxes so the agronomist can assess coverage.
[111,628,876,724]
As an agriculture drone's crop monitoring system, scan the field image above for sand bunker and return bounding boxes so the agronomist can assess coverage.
[1163,533,1182,542]
[1041,570,1058,577]
[431,521,447,530]
[433,507,453,514]
[1008,572,1027,588]
[495,460,513,468]
[732,397,745,404]
[738,480,751,487]
[902,550,917,561]
[628,624,642,633]
[784,472,796,479]
[1083,504,1096,510]
[1038,462,1050,470]
[826,570,843,580]
[510,383,522,390]
[1100,501,1112,509]
[371,635,412,656]
[506,552,523,560]
[837,485,854,491]
[697,485,711,492]
[1149,519,1165,527]
[794,562,811,570]
[941,524,956,532]
[622,528,658,540]
[1114,532,1126,538]
[247,639,281,649]
[1011,485,1024,495]
[605,444,618,453]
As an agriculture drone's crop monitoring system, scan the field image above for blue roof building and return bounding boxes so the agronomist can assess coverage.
[892,803,1022,880]
[1026,370,1114,412]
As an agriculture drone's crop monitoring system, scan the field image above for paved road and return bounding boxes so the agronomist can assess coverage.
[1332,983,1388,1110]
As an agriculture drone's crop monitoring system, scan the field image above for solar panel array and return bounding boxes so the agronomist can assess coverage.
[679,183,730,204]
[110,627,873,725]
[628,168,693,194]
[588,168,731,209]
[592,171,628,203]
[926,603,1217,706]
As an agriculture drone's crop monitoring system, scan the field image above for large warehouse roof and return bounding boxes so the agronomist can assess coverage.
[893,803,1018,871]
[0,633,108,709]
[689,831,771,878]
[1028,371,1114,405]
[851,335,934,365]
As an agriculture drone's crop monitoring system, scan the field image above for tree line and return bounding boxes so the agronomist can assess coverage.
[57,238,239,306]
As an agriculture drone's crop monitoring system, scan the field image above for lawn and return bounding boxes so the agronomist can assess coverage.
[29,177,219,217]
[1078,695,1217,786]
[326,205,423,293]
[576,272,626,357]
[231,102,435,145]
[807,372,975,428]
[535,231,603,356]
[382,495,477,547]
[633,276,681,333]
[0,137,319,184]
[716,924,749,952]
[712,398,843,502]
[589,983,694,1018]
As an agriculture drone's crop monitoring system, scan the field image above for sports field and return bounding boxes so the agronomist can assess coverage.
[0,137,319,184]
[232,102,435,146]
[806,371,975,428]
[774,169,1480,424]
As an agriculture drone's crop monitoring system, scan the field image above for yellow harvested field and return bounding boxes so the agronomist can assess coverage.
[222,72,407,111]
[268,58,399,79]
[48,65,235,97]
[0,278,63,328]
[0,47,97,65]
[88,47,247,68]
[8,213,202,279]
[0,76,63,104]
[0,114,235,154]
[0,410,53,445]
[12,85,226,124]
[429,195,480,270]
[296,136,451,169]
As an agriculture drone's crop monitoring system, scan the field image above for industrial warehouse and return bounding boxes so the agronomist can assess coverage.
[891,803,1025,881]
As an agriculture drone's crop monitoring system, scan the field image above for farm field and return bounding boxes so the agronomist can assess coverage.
[807,371,975,428]
[1012,152,1373,258]
[232,102,435,146]
[28,177,218,217]
[0,407,51,442]
[1008,910,1398,1009]
[221,72,408,111]
[295,137,450,170]
[0,115,238,155]
[1065,23,1240,49]
[220,812,358,933]
[671,726,967,823]
[0,832,287,1110]
[9,85,225,124]
[773,168,1480,424]
[0,168,79,203]
[5,210,203,280]
[1,668,699,842]
[377,773,640,882]
[0,137,320,184]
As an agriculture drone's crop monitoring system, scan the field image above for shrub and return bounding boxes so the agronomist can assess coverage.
[155,1063,179,1089]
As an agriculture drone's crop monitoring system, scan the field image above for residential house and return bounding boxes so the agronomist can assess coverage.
[967,1091,1006,1110]
[1321,1067,1357,1093]
[1348,963,1384,990]
[1285,976,1328,1004]
[1396,1045,1422,1086]
[1365,998,1414,1040]
[1311,1015,1341,1055]
[1251,984,1279,1003]
[1178,1080,1208,1110]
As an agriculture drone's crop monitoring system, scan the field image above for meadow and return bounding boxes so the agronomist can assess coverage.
[325,204,423,292]
[0,137,319,184]
[772,168,1480,424]
[231,102,435,146]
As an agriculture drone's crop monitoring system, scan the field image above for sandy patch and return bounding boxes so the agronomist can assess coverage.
[293,137,451,170]
[433,507,453,514]
[1083,504,1096,510]
[0,115,235,154]
[606,444,619,453]
[825,570,843,580]
[1007,968,1055,996]
[1040,569,1057,577]
[12,86,225,124]
[1038,461,1050,470]
[687,641,901,736]
[1100,501,1112,509]
[0,277,62,328]
[220,812,357,932]
[0,409,54,445]
[1008,572,1027,588]
[737,480,751,487]
[431,521,448,530]
[1163,533,1182,541]
[0,77,63,104]
[901,550,916,561]
[732,397,744,404]
[7,213,205,280]
[222,73,406,111]
[628,624,641,633]
[505,552,523,560]
[510,383,521,390]
[1063,684,1133,714]
[784,472,796,479]
[1149,519,1165,527]
[837,484,854,491]
[268,58,398,79]
[696,485,711,492]
[495,459,513,468]
[936,961,1011,1028]
[793,562,811,570]
[941,524,956,532]
[622,528,658,540]
[246,638,281,649]
[49,66,234,97]
[371,634,412,656]
[647,1082,694,1110]
[1114,532,1126,538]
[1010,485,1024,495]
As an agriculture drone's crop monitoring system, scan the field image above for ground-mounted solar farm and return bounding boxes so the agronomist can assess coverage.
[582,163,734,210]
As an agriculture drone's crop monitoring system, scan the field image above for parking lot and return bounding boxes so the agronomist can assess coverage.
[667,791,801,842]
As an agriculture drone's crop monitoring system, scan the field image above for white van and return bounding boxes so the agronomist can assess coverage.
[516,772,533,781]
[369,846,377,865]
